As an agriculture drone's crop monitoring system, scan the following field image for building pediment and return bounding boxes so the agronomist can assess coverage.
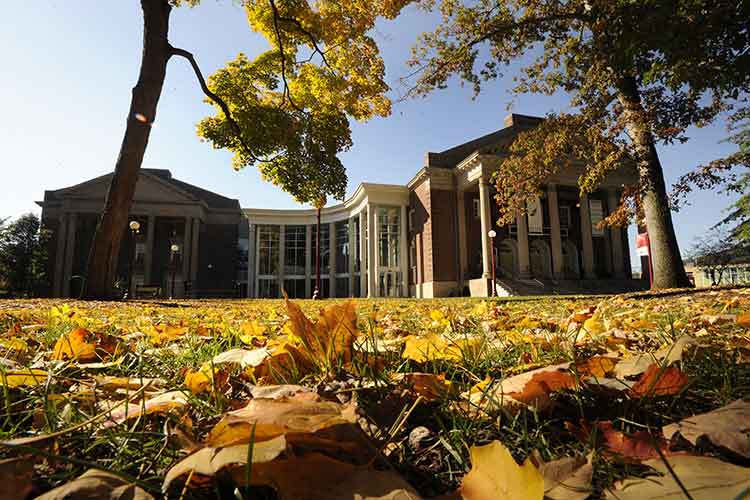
[51,171,200,205]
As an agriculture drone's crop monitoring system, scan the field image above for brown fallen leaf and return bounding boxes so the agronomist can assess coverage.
[101,390,189,427]
[533,453,592,500]
[0,456,34,500]
[36,469,153,500]
[52,328,124,362]
[737,312,750,328]
[205,392,358,447]
[285,297,358,370]
[629,364,689,398]
[604,455,750,499]
[392,372,454,401]
[663,399,750,458]
[593,421,671,462]
[458,440,544,500]
[574,356,619,378]
[467,363,576,412]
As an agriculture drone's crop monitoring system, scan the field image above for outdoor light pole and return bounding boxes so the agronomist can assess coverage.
[170,243,179,299]
[128,220,141,299]
[488,229,497,297]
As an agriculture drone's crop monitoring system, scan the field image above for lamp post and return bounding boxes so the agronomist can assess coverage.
[170,243,179,299]
[128,220,141,299]
[488,229,497,297]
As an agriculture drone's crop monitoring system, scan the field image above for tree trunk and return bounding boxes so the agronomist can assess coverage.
[83,0,172,299]
[616,76,692,289]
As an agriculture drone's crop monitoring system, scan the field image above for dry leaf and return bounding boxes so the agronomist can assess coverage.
[629,364,689,398]
[285,298,358,369]
[737,313,750,328]
[663,399,750,458]
[213,347,272,368]
[36,469,153,500]
[206,392,358,447]
[392,372,454,401]
[0,368,48,388]
[574,356,619,378]
[534,454,592,500]
[594,421,671,462]
[604,455,750,499]
[0,456,34,500]
[458,440,544,499]
[102,390,189,427]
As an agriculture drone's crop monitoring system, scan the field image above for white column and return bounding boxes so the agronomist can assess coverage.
[359,211,366,297]
[348,218,355,297]
[305,225,312,297]
[456,190,468,285]
[400,205,409,297]
[278,225,285,297]
[547,185,563,279]
[367,205,377,297]
[516,210,531,278]
[579,194,596,279]
[608,189,625,278]
[62,213,77,297]
[329,221,336,298]
[247,222,255,298]
[479,177,492,279]
[53,213,68,297]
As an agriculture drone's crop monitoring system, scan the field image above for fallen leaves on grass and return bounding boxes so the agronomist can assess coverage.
[0,368,48,388]
[605,455,750,499]
[663,398,750,458]
[36,469,153,500]
[629,364,689,398]
[458,440,544,500]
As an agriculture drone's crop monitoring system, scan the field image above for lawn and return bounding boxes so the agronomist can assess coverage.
[0,289,749,499]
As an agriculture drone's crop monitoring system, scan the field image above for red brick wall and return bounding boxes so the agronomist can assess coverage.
[429,189,458,282]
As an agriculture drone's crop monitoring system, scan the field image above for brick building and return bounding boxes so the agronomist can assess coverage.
[40,113,640,298]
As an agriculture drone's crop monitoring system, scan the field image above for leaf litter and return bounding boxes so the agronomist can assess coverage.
[0,288,748,498]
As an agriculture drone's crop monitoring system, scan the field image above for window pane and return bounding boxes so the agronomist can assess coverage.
[377,208,400,268]
[283,278,306,299]
[258,278,279,298]
[258,225,279,276]
[284,225,306,276]
[311,224,330,274]
[335,277,349,297]
[335,220,349,274]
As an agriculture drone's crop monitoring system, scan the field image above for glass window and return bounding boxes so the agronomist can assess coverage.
[559,206,571,227]
[311,223,330,274]
[410,238,417,284]
[473,198,480,219]
[284,225,306,276]
[335,277,349,297]
[378,208,400,269]
[258,225,280,276]
[258,278,279,298]
[283,278,306,299]
[335,220,349,274]
[237,237,249,282]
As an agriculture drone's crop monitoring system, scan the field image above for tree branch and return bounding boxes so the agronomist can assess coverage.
[169,44,280,165]
[268,0,305,114]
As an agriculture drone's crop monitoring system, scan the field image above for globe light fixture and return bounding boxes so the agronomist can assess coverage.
[129,220,141,232]
[170,244,179,253]
[487,229,496,239]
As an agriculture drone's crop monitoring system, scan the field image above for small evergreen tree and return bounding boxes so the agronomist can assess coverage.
[0,214,50,296]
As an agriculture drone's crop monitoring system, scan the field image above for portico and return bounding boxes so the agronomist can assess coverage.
[244,183,410,298]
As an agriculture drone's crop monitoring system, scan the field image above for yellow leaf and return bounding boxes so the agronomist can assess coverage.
[185,370,212,395]
[582,317,605,335]
[0,338,28,352]
[240,320,267,344]
[460,440,544,499]
[737,313,750,328]
[52,328,97,362]
[0,369,48,388]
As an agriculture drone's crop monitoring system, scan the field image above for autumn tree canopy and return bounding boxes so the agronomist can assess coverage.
[197,0,413,205]
[407,0,750,289]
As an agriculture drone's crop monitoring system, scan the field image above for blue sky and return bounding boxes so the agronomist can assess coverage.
[1,1,740,270]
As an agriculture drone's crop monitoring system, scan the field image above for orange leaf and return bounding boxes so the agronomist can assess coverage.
[629,364,689,398]
[507,370,577,409]
[575,356,619,378]
[596,421,670,462]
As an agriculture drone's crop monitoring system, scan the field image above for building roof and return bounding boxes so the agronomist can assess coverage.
[143,169,240,210]
[424,113,544,168]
